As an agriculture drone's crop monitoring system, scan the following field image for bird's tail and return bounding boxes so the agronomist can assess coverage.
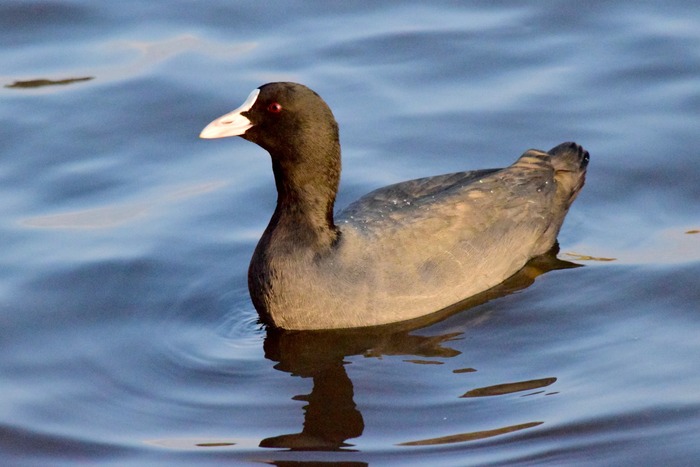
[548,142,589,205]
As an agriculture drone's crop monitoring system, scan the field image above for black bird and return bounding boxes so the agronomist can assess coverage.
[201,82,588,330]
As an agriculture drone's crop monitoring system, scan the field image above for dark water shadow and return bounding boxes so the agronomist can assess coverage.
[259,246,580,452]
[461,377,557,398]
[397,421,544,446]
[4,76,94,89]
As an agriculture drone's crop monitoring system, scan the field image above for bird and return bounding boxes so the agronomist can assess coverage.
[200,82,589,330]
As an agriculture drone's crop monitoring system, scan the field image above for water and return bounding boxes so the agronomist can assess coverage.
[2,1,699,465]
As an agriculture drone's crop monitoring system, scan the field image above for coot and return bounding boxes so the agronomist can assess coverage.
[200,82,588,330]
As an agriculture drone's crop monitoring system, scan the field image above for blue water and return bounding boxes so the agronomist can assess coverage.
[2,1,699,465]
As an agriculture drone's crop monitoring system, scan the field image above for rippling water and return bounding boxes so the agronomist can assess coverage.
[2,1,699,465]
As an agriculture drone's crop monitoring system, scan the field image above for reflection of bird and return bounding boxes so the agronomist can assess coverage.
[258,248,580,451]
[201,82,589,330]
[258,365,364,452]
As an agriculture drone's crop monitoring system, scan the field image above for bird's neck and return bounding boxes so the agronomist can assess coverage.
[267,145,341,251]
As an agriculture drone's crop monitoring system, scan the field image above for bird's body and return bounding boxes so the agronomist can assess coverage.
[201,82,588,330]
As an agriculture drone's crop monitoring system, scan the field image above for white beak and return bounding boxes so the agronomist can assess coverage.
[199,88,260,139]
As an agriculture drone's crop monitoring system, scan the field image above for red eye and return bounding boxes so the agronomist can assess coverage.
[267,102,282,113]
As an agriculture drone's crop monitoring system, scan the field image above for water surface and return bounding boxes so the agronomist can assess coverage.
[2,1,699,465]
